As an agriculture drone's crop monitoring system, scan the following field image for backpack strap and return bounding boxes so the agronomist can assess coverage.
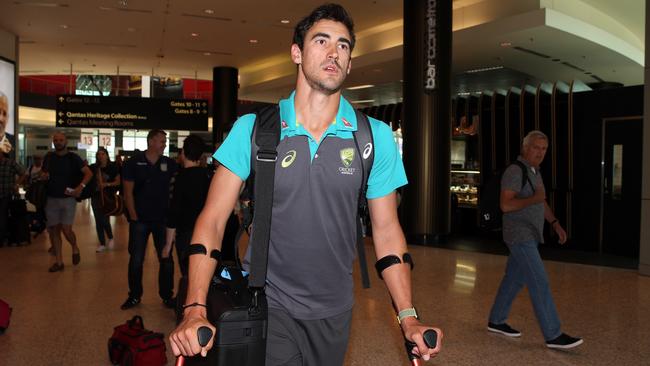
[352,110,374,289]
[513,160,534,192]
[248,105,280,289]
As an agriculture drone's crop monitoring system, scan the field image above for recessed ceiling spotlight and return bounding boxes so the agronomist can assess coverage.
[204,9,214,14]
[203,52,211,56]
[59,24,69,29]
[249,39,258,44]
[191,32,199,37]
[500,42,511,47]
[280,19,290,24]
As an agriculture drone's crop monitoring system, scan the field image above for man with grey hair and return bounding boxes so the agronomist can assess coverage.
[486,130,583,349]
[0,91,14,157]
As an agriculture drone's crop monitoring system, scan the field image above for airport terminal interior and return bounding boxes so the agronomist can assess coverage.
[1,0,650,365]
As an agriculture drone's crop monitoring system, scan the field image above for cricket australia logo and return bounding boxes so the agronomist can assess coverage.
[339,148,357,175]
[281,150,297,168]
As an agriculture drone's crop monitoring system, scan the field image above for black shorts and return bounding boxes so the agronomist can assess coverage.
[266,307,353,366]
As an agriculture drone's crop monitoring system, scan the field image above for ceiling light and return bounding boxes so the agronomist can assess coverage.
[191,32,199,37]
[280,19,290,24]
[204,9,214,14]
[351,99,375,104]
[59,24,69,29]
[500,42,511,47]
[249,39,258,44]
[346,84,374,90]
[465,65,503,74]
[203,52,211,56]
[14,2,69,7]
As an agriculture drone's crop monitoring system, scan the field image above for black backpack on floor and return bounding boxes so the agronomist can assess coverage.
[479,161,532,231]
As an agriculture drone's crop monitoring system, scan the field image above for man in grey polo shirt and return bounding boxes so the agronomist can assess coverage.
[170,4,442,365]
[487,130,583,349]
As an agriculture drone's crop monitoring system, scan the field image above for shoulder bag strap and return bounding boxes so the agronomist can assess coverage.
[249,105,280,289]
[352,110,375,289]
[514,160,534,192]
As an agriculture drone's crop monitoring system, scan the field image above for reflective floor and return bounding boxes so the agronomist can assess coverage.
[1,202,649,365]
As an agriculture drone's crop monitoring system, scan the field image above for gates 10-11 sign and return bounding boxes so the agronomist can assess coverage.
[56,95,209,131]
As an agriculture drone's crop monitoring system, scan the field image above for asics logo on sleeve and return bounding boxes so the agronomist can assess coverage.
[281,150,297,168]
[362,143,373,159]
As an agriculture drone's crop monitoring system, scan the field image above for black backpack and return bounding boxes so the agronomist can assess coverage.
[479,161,532,231]
[243,106,375,288]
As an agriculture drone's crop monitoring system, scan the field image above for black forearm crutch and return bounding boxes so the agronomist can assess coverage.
[404,329,438,366]
[174,326,213,366]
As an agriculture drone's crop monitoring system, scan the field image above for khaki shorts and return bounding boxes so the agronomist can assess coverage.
[45,197,77,226]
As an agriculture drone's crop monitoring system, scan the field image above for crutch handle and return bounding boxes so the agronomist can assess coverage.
[174,326,214,366]
[405,329,438,365]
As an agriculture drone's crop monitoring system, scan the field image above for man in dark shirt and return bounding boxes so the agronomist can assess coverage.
[0,151,25,247]
[163,134,211,276]
[42,132,93,272]
[121,129,178,310]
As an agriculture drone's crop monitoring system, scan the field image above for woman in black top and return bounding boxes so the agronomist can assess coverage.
[163,135,211,276]
[89,147,120,252]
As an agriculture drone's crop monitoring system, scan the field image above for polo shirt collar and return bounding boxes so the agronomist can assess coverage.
[278,91,358,134]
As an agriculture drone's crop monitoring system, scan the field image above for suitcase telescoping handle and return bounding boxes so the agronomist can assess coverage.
[404,329,438,366]
[174,327,214,366]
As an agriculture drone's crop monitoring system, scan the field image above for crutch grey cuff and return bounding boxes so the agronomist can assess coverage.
[375,253,415,279]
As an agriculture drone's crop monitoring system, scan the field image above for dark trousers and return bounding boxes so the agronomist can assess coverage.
[127,220,174,300]
[175,230,192,277]
[266,308,352,366]
[0,196,9,245]
[90,194,113,246]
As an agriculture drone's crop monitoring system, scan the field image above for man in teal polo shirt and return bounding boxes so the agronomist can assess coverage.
[170,4,442,365]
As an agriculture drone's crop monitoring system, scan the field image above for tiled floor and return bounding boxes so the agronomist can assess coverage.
[1,201,649,365]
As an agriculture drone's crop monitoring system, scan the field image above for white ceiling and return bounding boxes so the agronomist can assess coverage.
[0,0,645,104]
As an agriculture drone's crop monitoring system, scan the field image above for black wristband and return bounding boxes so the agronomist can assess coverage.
[182,302,207,311]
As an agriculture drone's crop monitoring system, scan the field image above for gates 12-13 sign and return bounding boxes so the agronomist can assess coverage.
[56,95,209,131]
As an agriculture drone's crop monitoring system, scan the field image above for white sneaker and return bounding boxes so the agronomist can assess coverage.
[107,239,115,249]
[96,245,107,253]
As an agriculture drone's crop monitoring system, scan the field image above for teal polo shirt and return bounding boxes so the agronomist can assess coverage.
[214,91,407,319]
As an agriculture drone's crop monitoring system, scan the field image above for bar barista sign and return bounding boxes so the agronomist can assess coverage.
[55,95,209,131]
[425,0,437,92]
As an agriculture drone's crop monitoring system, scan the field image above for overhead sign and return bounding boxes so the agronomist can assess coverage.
[55,95,209,131]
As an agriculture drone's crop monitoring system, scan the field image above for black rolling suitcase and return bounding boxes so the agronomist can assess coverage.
[8,197,30,245]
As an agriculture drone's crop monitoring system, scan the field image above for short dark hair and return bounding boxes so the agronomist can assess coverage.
[147,129,166,141]
[182,134,206,162]
[293,3,355,51]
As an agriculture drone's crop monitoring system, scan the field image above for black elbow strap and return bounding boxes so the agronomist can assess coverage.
[375,253,414,280]
[187,243,221,262]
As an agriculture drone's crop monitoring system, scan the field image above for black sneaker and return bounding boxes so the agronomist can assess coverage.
[487,322,521,337]
[546,333,583,349]
[162,297,176,309]
[120,297,141,310]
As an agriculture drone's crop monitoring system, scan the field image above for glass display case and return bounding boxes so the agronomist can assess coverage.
[450,170,479,208]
